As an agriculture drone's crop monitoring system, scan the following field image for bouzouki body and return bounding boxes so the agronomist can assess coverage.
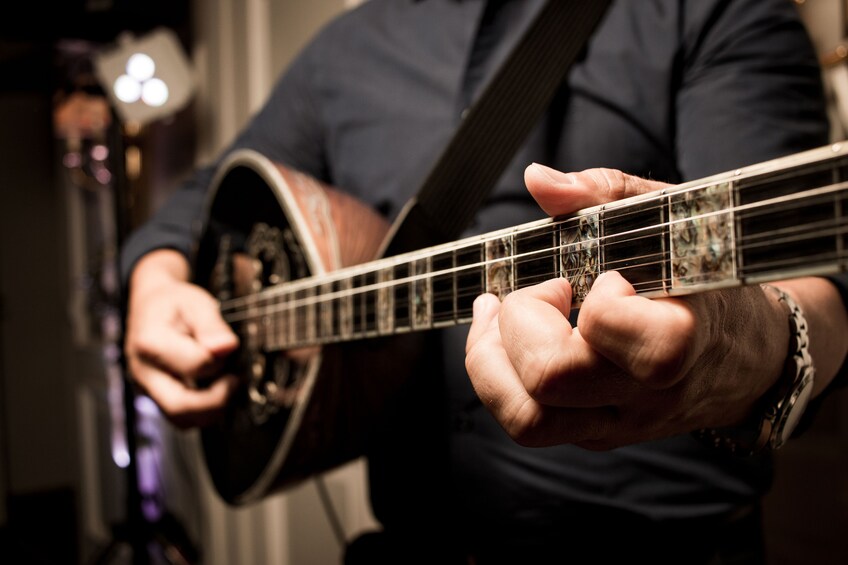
[194,150,417,504]
[196,143,848,504]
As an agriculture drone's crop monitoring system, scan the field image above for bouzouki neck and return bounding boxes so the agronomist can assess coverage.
[220,143,848,352]
[198,142,848,505]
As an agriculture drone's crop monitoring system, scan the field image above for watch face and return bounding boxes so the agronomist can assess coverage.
[776,370,815,447]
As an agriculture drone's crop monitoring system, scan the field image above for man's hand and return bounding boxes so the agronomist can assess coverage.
[464,164,792,449]
[125,249,240,428]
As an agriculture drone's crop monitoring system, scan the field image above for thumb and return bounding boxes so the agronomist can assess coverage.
[524,163,670,217]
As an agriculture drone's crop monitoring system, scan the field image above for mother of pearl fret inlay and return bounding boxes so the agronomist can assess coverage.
[560,213,599,303]
[670,181,736,288]
[485,236,514,299]
[412,257,432,329]
[377,267,394,335]
[339,277,354,339]
[320,281,334,338]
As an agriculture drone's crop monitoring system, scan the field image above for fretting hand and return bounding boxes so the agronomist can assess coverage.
[464,164,792,448]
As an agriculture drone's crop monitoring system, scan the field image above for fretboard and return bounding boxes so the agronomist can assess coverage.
[221,143,848,352]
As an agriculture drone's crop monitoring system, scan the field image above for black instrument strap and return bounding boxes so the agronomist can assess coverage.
[385,0,611,256]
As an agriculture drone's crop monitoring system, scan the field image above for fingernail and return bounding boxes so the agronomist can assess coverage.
[531,162,575,185]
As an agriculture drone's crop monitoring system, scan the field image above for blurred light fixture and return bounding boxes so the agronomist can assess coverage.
[93,27,194,125]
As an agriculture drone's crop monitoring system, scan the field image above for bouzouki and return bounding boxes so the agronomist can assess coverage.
[194,142,848,505]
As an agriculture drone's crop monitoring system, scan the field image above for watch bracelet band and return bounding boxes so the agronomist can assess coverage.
[692,284,816,456]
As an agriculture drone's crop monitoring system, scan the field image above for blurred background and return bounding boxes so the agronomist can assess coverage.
[0,0,846,564]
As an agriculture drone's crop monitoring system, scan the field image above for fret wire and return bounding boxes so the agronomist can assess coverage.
[219,178,848,315]
[222,220,848,325]
[435,219,848,307]
[224,245,848,341]
[217,215,568,311]
[221,183,848,326]
[223,250,670,324]
[522,218,845,282]
[445,245,848,306]
[233,255,677,333]
[227,213,848,326]
[216,209,670,315]
[513,223,848,286]
[221,221,848,326]
[355,245,846,336]
[217,212,652,314]
[512,233,663,270]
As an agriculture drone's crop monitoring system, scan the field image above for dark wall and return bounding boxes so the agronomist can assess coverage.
[0,0,192,43]
[0,48,80,563]
[0,3,193,562]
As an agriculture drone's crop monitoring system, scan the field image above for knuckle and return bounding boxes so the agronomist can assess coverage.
[154,395,182,420]
[521,352,560,401]
[639,312,697,387]
[185,284,219,309]
[593,168,630,201]
[464,349,477,375]
[464,341,488,377]
[464,349,478,377]
[606,168,630,200]
[498,291,523,321]
[632,341,686,387]
[502,399,546,447]
[577,305,601,338]
[131,329,164,360]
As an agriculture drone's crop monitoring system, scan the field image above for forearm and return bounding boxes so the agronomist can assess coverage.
[773,277,848,397]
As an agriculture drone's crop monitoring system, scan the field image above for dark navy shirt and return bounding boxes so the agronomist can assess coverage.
[121,0,839,553]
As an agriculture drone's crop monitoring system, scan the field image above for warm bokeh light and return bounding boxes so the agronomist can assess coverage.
[141,77,169,107]
[93,27,194,125]
[126,52,156,81]
[113,74,142,103]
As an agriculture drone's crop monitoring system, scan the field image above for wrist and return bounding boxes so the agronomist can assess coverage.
[694,284,816,456]
[130,249,191,296]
